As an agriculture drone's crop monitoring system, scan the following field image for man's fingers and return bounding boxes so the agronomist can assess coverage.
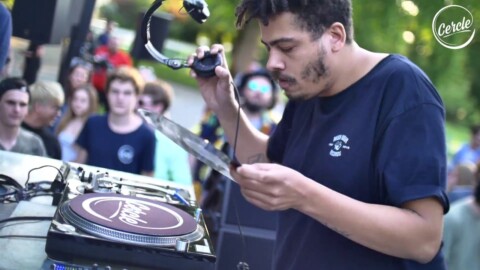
[209,44,223,54]
[237,163,274,177]
[195,46,211,58]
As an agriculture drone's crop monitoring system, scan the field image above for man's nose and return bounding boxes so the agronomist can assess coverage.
[266,51,285,72]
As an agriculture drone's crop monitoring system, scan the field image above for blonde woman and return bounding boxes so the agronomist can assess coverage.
[56,84,98,161]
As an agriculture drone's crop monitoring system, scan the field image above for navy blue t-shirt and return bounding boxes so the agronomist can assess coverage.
[76,115,156,174]
[267,55,449,270]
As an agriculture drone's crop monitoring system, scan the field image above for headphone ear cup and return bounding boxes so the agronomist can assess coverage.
[191,52,221,78]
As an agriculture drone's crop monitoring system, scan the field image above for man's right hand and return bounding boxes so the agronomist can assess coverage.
[188,44,238,114]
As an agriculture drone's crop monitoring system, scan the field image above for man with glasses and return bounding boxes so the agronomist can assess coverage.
[22,80,64,159]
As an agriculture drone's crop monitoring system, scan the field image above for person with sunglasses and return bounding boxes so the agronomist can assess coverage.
[189,0,448,269]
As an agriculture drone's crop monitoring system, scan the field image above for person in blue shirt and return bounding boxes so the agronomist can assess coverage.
[450,125,480,170]
[75,66,155,176]
[0,3,12,72]
[96,19,117,47]
[189,0,449,269]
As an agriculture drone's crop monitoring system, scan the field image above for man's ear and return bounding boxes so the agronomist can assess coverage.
[327,22,347,52]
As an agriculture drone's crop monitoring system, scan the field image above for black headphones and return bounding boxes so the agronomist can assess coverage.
[141,0,221,77]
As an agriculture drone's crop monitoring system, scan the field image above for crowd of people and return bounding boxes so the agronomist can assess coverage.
[1,1,479,270]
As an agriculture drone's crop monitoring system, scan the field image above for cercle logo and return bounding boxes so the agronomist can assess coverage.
[432,5,475,49]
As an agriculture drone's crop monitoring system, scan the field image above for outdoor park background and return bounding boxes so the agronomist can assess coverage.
[2,0,480,158]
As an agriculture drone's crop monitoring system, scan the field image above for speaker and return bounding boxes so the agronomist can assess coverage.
[11,0,74,44]
[131,11,173,61]
[213,180,278,270]
[215,225,276,270]
[221,180,278,230]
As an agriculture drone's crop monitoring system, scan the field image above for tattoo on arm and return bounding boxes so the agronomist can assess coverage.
[247,153,268,164]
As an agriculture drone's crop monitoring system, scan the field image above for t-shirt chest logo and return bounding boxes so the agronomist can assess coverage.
[328,134,350,157]
[118,145,135,164]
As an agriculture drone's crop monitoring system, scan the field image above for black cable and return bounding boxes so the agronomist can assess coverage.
[230,81,242,167]
[26,181,53,193]
[0,174,22,202]
[0,235,47,240]
[24,165,65,187]
[233,200,250,270]
[0,216,53,225]
[0,174,23,190]
[0,190,17,198]
[227,82,250,269]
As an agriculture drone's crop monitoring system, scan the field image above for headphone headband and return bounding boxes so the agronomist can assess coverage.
[142,0,220,77]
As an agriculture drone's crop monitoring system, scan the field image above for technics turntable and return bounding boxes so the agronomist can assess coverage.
[45,166,215,270]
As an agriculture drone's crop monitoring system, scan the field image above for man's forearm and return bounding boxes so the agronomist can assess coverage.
[216,105,269,164]
[299,179,444,263]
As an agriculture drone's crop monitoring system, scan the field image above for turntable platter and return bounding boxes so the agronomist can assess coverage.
[59,193,204,246]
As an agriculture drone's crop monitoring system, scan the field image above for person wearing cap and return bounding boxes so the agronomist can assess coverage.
[0,77,46,156]
[22,80,65,159]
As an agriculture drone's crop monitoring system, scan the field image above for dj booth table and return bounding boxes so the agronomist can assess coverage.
[0,150,205,270]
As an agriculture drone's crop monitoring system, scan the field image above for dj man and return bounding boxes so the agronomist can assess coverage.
[189,0,448,269]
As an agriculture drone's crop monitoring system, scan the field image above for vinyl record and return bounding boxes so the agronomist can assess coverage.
[138,109,234,182]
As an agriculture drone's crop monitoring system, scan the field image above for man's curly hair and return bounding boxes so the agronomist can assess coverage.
[235,0,353,43]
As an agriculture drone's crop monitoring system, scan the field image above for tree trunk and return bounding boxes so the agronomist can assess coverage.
[231,22,260,76]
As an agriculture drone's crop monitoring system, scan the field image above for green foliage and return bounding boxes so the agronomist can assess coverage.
[0,0,13,9]
[99,0,152,29]
[446,121,470,158]
[353,0,480,126]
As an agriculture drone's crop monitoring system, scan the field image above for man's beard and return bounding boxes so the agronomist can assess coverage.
[301,44,328,84]
[272,44,330,101]
[243,100,267,113]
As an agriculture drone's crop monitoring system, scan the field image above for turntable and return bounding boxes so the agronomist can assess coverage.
[45,167,215,270]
